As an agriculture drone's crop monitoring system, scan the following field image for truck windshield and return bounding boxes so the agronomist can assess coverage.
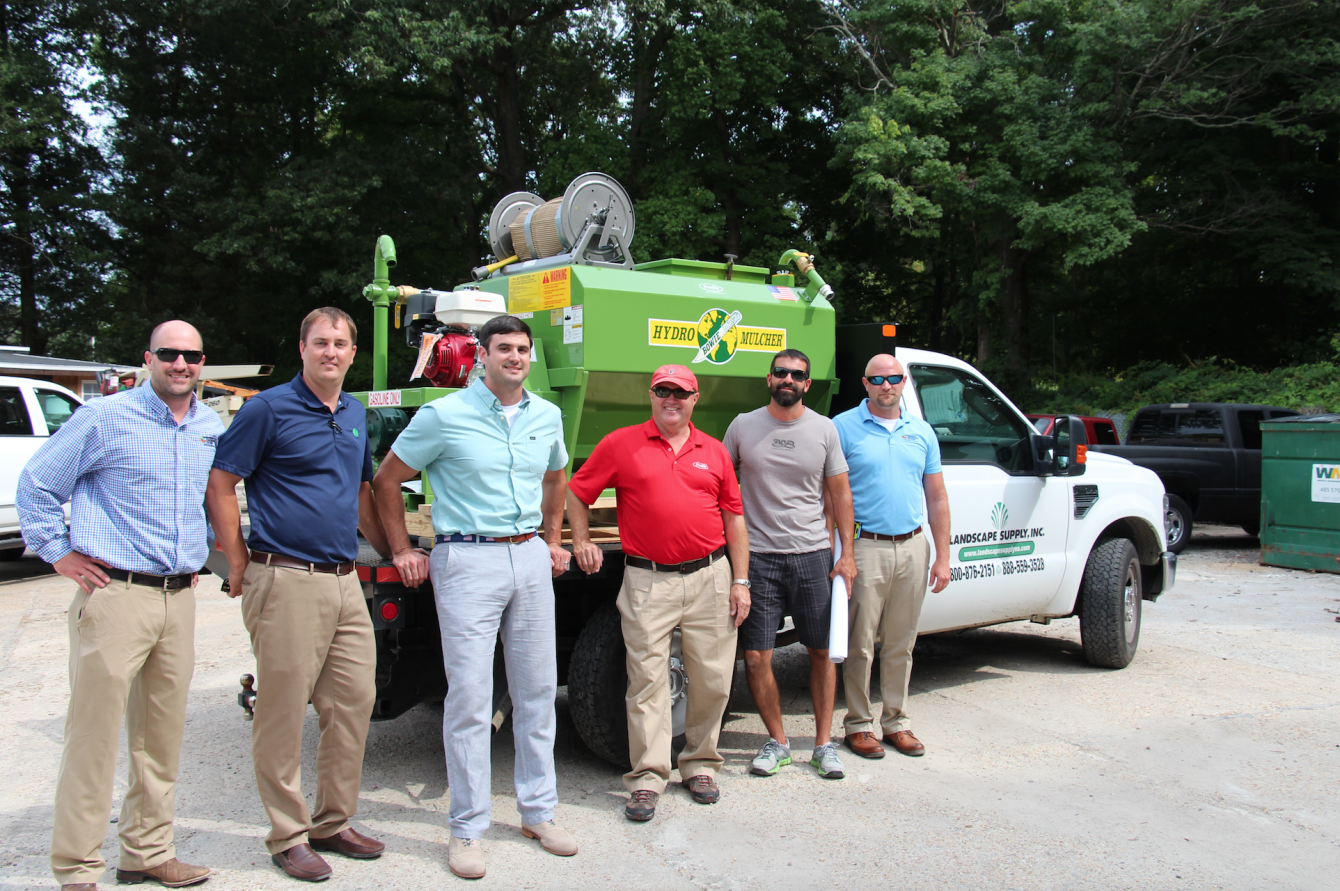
[909,364,1033,473]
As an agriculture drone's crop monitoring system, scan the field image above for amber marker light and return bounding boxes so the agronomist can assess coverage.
[883,324,897,337]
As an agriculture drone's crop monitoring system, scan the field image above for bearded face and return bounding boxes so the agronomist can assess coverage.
[770,378,802,407]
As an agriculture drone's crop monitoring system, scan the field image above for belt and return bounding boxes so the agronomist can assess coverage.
[250,550,356,575]
[436,532,537,544]
[102,567,193,591]
[858,526,922,543]
[624,546,726,575]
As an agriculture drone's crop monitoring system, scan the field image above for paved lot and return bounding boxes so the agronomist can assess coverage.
[2,526,1338,890]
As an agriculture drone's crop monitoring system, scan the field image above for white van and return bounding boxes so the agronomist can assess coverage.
[898,349,1175,667]
[0,376,84,559]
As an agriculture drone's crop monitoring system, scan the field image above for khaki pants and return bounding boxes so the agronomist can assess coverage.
[842,533,930,736]
[618,557,736,793]
[51,579,196,886]
[240,562,375,854]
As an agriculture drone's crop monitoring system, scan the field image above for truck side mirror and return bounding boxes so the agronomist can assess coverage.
[1052,415,1088,477]
[1030,432,1054,475]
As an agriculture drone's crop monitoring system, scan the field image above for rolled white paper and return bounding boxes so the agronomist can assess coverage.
[829,535,848,663]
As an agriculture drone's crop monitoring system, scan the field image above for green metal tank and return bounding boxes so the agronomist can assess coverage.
[1259,414,1340,574]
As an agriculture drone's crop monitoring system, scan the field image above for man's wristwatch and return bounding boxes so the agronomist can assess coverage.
[733,578,751,589]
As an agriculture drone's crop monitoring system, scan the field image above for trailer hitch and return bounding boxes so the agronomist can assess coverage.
[238,673,257,720]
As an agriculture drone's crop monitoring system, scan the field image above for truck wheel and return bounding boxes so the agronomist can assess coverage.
[1241,520,1260,537]
[1079,538,1142,669]
[1165,495,1192,554]
[567,604,687,769]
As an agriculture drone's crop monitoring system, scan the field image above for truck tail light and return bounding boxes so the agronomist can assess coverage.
[379,601,400,622]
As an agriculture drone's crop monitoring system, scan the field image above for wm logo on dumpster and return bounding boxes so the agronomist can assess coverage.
[648,308,786,365]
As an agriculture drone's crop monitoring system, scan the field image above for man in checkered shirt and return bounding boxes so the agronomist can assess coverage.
[17,320,221,891]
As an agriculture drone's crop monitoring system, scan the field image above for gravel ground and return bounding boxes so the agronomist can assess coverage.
[2,525,1337,891]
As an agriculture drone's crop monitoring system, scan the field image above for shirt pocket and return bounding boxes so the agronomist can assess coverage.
[516,434,553,475]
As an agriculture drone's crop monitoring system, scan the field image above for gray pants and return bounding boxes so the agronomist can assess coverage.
[431,538,558,838]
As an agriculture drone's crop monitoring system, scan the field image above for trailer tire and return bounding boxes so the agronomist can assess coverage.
[1079,538,1142,669]
[568,603,687,769]
[1165,495,1192,554]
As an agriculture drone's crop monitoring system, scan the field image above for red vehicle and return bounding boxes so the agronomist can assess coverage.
[1027,414,1121,445]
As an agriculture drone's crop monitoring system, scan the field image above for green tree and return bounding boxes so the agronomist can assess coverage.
[0,0,109,356]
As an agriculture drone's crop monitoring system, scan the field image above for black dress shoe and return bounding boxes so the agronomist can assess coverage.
[271,844,332,882]
[310,828,385,859]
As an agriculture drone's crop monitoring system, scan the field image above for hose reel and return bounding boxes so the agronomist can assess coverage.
[476,172,636,279]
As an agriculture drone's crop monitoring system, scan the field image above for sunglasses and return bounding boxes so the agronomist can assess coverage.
[771,366,810,381]
[651,386,696,399]
[152,348,204,365]
[865,374,905,386]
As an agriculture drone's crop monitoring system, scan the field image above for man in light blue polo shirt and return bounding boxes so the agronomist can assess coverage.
[372,314,575,879]
[833,353,950,760]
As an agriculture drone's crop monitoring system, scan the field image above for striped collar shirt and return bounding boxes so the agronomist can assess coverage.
[16,384,225,574]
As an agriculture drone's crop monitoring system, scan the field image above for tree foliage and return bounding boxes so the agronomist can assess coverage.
[0,0,1337,403]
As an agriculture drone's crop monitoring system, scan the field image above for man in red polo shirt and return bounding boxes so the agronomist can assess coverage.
[567,364,750,822]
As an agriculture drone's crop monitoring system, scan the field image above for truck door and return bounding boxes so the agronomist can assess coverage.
[903,363,1070,630]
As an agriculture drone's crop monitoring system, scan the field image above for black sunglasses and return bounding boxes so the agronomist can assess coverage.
[771,366,810,381]
[865,374,905,386]
[651,386,696,399]
[152,348,204,365]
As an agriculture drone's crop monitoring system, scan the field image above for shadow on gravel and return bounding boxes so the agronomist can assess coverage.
[0,551,56,586]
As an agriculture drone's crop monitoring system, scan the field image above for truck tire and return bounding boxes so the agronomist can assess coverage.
[1241,520,1260,537]
[567,603,687,769]
[1165,494,1192,554]
[1079,538,1142,669]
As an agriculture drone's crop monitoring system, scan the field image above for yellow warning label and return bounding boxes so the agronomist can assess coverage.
[509,267,572,314]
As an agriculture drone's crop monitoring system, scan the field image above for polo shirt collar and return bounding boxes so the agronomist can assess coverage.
[642,418,701,446]
[858,398,905,431]
[469,376,530,413]
[291,372,350,414]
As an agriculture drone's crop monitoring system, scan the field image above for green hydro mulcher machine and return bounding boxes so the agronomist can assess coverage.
[347,173,838,767]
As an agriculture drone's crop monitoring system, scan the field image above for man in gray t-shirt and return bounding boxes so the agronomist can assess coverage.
[722,349,856,780]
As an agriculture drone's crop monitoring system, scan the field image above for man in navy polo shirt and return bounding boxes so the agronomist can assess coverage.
[207,307,392,882]
[833,353,950,760]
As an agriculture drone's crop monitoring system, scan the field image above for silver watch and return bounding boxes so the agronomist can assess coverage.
[733,578,751,589]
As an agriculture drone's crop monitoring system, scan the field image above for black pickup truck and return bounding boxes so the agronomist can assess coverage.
[1092,403,1300,551]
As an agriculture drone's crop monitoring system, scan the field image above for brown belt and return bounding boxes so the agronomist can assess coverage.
[858,526,922,543]
[624,546,727,574]
[250,550,356,575]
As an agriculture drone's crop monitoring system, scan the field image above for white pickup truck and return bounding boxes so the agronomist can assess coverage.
[0,376,84,559]
[898,349,1175,668]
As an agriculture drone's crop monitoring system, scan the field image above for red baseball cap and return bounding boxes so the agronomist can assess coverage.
[650,364,699,392]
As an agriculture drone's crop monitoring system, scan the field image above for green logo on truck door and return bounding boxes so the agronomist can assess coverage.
[648,308,787,365]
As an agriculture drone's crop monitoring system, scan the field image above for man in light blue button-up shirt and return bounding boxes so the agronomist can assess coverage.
[373,315,575,876]
[17,320,218,889]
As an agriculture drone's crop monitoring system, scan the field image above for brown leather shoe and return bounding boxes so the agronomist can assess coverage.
[885,729,925,756]
[271,843,332,882]
[310,827,385,860]
[843,730,885,759]
[115,858,211,887]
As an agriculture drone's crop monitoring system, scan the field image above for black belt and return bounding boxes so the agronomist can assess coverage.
[859,526,922,542]
[250,550,356,575]
[624,546,726,575]
[102,567,193,591]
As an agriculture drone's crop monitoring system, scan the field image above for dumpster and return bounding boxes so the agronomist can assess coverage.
[1259,413,1340,573]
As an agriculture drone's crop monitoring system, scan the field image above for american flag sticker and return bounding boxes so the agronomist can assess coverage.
[768,285,798,301]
